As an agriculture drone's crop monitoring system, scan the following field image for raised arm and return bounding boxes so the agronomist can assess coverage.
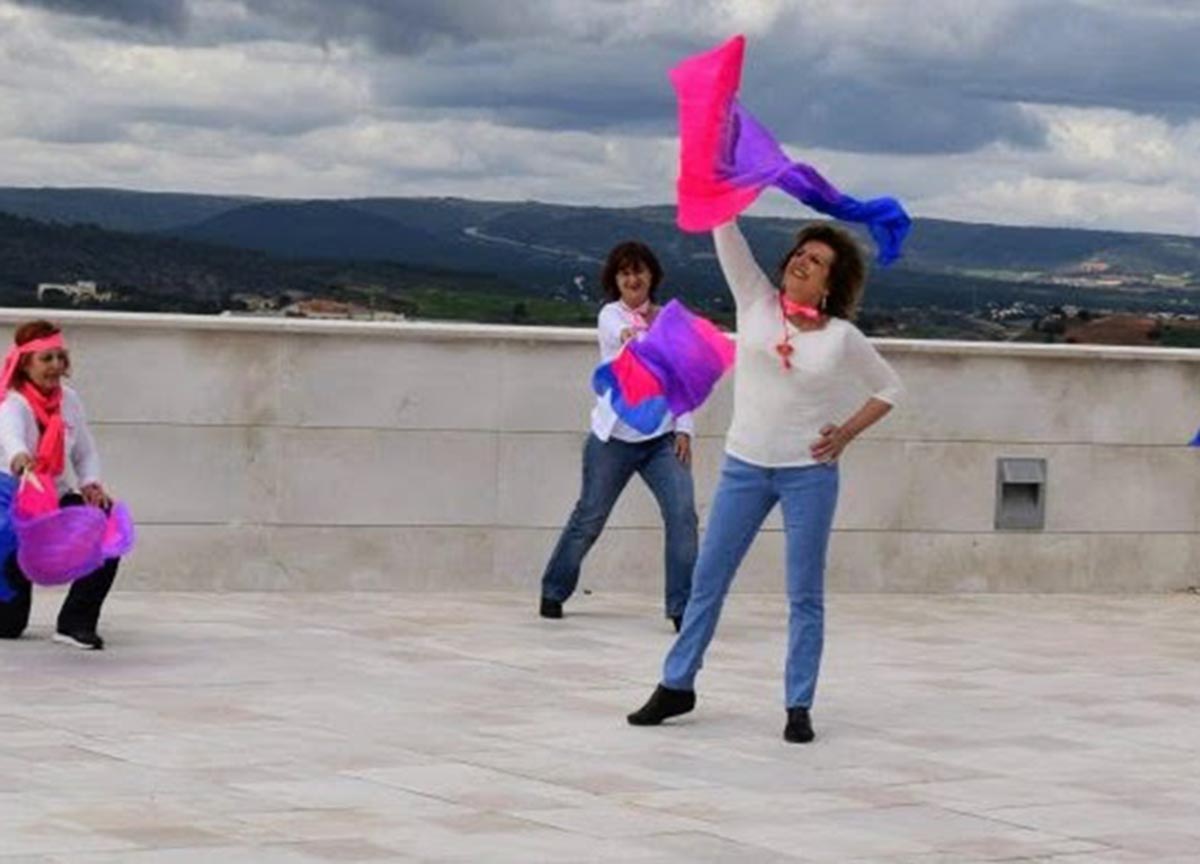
[712,219,776,307]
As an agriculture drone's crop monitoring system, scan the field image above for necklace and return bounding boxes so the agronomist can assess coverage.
[774,294,821,370]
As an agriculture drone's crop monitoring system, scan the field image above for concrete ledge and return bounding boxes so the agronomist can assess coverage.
[6,308,1200,361]
[0,308,1195,592]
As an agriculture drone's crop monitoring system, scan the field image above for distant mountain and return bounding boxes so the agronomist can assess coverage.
[0,211,525,316]
[0,187,254,233]
[5,185,1197,277]
[896,218,1200,274]
[173,200,449,262]
[0,186,1197,320]
[167,199,560,279]
[0,211,271,310]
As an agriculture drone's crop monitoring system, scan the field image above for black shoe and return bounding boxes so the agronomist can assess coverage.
[53,629,104,650]
[627,684,696,726]
[670,615,682,633]
[783,706,814,743]
[539,597,563,619]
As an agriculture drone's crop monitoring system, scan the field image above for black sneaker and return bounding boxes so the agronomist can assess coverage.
[539,597,563,619]
[627,684,696,726]
[53,629,104,650]
[783,706,814,743]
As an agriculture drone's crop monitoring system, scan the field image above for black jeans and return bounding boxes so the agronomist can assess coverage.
[0,493,121,638]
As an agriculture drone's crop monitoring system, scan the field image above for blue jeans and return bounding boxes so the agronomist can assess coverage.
[662,455,839,708]
[541,433,697,617]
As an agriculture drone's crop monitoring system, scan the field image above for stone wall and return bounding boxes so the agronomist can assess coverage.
[5,309,1197,592]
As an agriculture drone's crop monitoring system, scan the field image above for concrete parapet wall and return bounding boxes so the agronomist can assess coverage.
[5,309,1198,592]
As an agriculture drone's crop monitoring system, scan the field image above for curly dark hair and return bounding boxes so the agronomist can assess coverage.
[776,223,867,320]
[600,241,664,302]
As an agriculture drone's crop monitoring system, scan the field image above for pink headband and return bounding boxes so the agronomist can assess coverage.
[0,333,67,392]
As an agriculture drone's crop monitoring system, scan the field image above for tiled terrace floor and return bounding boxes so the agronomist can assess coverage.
[2,590,1199,863]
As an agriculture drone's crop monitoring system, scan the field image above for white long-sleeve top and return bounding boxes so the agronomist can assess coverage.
[714,221,903,467]
[0,385,102,494]
[590,301,695,442]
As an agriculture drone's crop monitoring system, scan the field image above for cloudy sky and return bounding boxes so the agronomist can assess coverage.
[0,0,1197,234]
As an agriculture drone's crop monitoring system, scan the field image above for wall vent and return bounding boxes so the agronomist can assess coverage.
[995,458,1047,530]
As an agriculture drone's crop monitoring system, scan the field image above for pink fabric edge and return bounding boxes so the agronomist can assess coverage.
[669,34,762,232]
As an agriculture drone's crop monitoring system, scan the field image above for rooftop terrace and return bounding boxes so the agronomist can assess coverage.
[1,310,1198,861]
[3,590,1200,862]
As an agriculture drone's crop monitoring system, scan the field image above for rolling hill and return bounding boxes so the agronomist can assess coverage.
[0,186,1197,325]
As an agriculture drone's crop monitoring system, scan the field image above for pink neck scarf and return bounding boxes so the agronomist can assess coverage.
[18,380,65,477]
[621,299,653,330]
[780,293,821,321]
[775,295,822,371]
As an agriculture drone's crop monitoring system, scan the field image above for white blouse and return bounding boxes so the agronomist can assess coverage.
[714,221,903,467]
[0,385,102,493]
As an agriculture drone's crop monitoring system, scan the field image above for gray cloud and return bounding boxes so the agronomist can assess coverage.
[9,0,564,49]
[375,41,677,133]
[334,1,1200,156]
[14,0,1200,157]
[881,3,1200,122]
[737,70,1047,155]
[11,0,188,31]
[238,0,553,53]
[373,37,1045,155]
[2,0,1198,234]
[134,104,352,138]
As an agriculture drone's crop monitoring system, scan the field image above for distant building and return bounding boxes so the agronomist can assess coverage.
[284,298,357,319]
[280,298,404,321]
[232,293,278,313]
[36,280,114,304]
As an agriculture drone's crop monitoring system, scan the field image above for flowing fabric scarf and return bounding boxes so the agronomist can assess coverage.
[593,299,736,434]
[669,35,911,265]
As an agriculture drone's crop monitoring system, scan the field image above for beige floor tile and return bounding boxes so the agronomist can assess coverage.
[1,591,1197,862]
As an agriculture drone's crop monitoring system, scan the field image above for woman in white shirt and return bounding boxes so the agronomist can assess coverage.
[540,242,699,631]
[0,320,119,650]
[628,220,902,742]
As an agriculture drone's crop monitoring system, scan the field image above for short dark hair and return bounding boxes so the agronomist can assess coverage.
[776,223,867,319]
[600,241,664,302]
[12,319,68,387]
